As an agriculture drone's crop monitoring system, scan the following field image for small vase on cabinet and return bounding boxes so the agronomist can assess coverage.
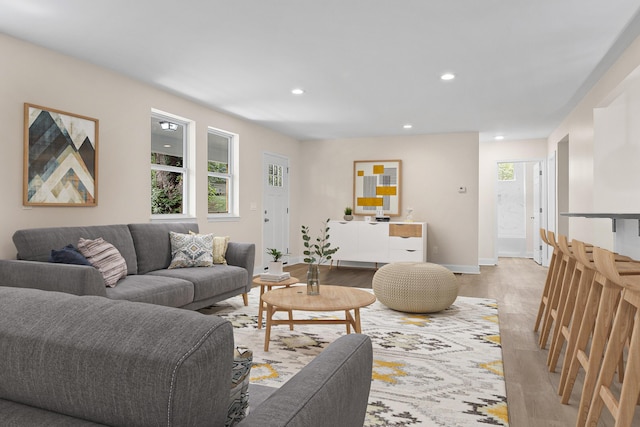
[306,264,320,295]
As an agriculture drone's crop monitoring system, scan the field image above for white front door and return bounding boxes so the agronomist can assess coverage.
[262,153,290,270]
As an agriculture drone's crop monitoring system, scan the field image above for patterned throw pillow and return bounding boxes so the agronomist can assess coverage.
[77,237,128,287]
[213,236,230,265]
[168,232,214,269]
[49,244,92,266]
[226,347,252,427]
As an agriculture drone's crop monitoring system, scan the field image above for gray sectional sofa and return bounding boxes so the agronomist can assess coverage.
[0,222,255,310]
[0,286,373,427]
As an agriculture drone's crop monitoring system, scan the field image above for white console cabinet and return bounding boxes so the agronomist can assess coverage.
[328,221,427,265]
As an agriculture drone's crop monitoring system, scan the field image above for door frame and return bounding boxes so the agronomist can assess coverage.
[494,158,547,265]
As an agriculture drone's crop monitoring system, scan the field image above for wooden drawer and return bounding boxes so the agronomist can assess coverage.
[389,223,422,238]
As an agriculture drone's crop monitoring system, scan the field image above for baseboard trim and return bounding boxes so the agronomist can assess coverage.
[479,258,498,266]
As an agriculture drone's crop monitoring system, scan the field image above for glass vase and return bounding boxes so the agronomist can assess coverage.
[306,264,320,295]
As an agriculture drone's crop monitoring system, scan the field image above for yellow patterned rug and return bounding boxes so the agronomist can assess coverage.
[201,289,509,426]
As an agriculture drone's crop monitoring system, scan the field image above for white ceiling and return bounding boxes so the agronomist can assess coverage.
[2,0,640,142]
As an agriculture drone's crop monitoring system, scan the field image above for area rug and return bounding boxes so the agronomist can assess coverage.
[201,289,509,426]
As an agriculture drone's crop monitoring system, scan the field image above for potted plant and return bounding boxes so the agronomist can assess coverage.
[343,206,353,221]
[301,218,339,295]
[265,248,284,274]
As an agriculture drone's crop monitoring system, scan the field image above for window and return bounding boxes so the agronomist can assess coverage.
[268,163,284,187]
[207,128,238,217]
[498,162,515,181]
[151,113,191,217]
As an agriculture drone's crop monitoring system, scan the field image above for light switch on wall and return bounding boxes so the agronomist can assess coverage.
[250,202,257,211]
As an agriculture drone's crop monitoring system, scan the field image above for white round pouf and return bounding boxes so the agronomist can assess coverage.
[372,262,459,313]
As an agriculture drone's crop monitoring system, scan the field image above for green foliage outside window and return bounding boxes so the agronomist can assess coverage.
[151,153,183,214]
[208,161,229,214]
[498,163,515,181]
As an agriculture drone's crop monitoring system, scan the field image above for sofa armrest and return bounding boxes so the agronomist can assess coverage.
[238,334,373,427]
[0,260,107,297]
[0,287,234,427]
[225,242,256,291]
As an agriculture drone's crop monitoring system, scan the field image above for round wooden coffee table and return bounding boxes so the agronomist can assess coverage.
[261,285,376,351]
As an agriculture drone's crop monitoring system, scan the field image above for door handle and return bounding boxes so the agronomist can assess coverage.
[264,218,270,223]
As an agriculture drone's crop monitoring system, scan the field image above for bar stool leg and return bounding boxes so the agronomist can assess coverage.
[535,228,557,332]
[539,233,569,349]
[548,257,580,372]
[587,292,639,427]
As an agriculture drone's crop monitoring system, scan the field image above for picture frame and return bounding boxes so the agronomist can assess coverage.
[24,103,99,206]
[353,159,401,216]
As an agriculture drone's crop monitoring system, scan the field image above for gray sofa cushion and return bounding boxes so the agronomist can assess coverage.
[128,223,199,274]
[0,287,233,427]
[13,225,138,275]
[148,265,248,301]
[105,274,194,307]
[0,399,108,426]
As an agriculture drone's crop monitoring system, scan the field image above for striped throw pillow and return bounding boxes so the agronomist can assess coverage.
[77,237,128,287]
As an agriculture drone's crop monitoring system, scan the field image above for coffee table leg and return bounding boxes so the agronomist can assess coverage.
[288,310,294,330]
[264,303,273,352]
[345,310,352,334]
[354,308,362,333]
[258,285,265,329]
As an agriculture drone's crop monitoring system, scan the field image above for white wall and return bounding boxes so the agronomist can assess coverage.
[298,133,480,272]
[547,33,640,249]
[0,33,302,263]
[0,33,480,272]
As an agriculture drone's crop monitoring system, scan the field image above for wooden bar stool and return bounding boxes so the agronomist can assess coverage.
[535,228,559,333]
[539,232,571,349]
[548,238,592,373]
[558,245,640,401]
[544,234,578,354]
[584,248,640,427]
[560,252,622,410]
[556,240,597,394]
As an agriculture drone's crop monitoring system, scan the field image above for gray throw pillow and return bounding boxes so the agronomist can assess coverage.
[49,244,92,266]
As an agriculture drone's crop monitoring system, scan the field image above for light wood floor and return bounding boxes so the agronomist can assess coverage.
[284,258,639,427]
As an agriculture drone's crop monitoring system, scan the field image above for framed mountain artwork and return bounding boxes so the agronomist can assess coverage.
[24,104,98,206]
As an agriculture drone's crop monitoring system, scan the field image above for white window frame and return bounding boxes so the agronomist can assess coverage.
[207,126,239,221]
[150,109,196,221]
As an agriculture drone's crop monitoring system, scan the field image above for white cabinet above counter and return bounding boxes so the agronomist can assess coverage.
[328,221,427,266]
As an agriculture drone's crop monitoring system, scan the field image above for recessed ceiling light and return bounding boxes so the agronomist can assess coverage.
[403,124,413,129]
[440,73,455,81]
[291,88,305,95]
[159,121,178,131]
[494,135,505,140]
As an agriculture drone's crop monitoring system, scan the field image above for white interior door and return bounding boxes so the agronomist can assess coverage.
[497,162,528,257]
[262,153,290,270]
